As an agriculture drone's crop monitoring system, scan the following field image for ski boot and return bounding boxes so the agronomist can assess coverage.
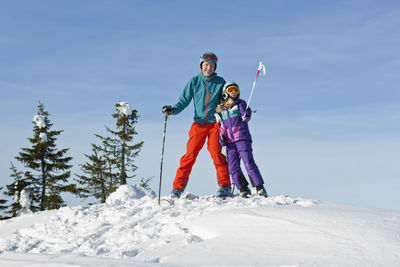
[216,185,231,198]
[170,188,183,198]
[239,186,252,198]
[256,185,268,198]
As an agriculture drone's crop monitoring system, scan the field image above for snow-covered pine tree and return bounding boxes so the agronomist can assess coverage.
[14,102,76,212]
[101,102,143,185]
[4,162,30,217]
[0,186,7,220]
[75,102,143,203]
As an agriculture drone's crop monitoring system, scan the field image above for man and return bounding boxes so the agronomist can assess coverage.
[162,52,231,198]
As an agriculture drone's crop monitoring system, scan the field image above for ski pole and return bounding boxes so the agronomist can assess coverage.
[158,113,168,205]
[242,61,266,120]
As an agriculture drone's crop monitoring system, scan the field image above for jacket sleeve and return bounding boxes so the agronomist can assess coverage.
[238,100,252,122]
[172,79,194,115]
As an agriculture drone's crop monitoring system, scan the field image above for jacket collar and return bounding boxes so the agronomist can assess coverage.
[222,99,240,110]
[199,72,217,80]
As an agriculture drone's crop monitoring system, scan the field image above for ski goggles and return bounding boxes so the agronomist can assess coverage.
[226,85,239,95]
[200,53,218,63]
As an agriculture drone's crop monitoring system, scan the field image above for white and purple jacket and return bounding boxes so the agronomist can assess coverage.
[217,99,252,145]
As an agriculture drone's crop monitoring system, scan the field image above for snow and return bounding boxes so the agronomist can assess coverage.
[117,102,132,116]
[13,185,19,203]
[18,190,32,216]
[39,132,47,143]
[106,184,156,205]
[0,185,399,266]
[32,115,46,129]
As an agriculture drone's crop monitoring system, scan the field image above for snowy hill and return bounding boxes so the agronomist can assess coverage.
[0,185,399,266]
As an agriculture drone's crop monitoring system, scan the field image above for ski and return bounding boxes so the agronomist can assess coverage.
[159,192,199,206]
[159,191,267,206]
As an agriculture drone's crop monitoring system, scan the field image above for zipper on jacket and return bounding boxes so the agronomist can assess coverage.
[204,77,210,123]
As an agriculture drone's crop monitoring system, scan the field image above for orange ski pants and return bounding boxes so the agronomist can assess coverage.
[173,122,231,190]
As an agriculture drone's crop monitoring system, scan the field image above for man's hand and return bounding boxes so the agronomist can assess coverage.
[162,105,174,115]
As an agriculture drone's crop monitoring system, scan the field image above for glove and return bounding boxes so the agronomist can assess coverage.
[219,135,226,147]
[219,138,225,147]
[241,114,250,122]
[162,105,174,115]
[241,110,251,122]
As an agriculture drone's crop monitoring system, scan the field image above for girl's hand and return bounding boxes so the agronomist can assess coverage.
[241,111,251,122]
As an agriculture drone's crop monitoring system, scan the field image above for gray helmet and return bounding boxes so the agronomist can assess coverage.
[222,82,240,100]
[200,52,218,71]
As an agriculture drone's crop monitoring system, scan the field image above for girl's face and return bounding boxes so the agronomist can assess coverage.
[228,91,238,99]
[226,85,239,99]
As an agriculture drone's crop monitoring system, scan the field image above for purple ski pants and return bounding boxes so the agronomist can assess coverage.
[226,140,264,190]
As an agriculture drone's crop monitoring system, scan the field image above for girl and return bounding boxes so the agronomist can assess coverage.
[216,82,268,198]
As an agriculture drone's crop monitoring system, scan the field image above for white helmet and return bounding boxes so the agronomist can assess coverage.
[222,82,240,100]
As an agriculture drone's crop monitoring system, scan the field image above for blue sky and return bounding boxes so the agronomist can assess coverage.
[1,0,399,210]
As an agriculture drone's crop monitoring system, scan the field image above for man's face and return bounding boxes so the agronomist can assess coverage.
[201,62,216,77]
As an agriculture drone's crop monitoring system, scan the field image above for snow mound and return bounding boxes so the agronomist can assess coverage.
[0,193,399,266]
[106,184,156,205]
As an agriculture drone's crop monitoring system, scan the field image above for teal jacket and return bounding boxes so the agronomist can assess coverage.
[172,72,226,124]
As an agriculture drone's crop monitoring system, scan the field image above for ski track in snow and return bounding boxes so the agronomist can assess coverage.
[0,185,399,266]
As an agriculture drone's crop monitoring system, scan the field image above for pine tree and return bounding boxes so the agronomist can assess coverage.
[75,144,115,203]
[93,134,119,193]
[104,102,143,185]
[0,186,8,220]
[139,177,153,190]
[75,102,144,204]
[4,162,30,217]
[14,102,75,212]
[75,132,120,203]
